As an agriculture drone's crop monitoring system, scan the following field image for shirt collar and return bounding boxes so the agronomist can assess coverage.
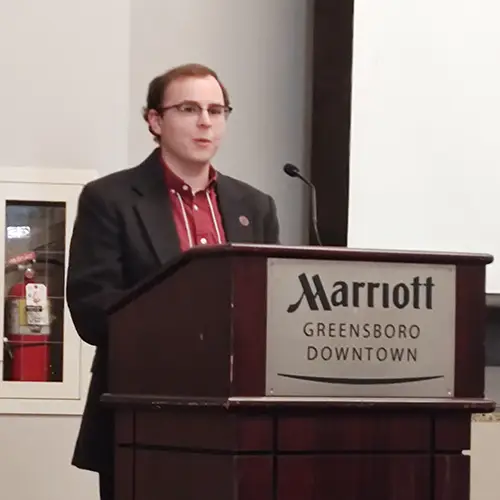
[162,156,218,193]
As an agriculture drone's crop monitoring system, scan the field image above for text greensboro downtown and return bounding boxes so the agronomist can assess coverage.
[303,322,419,363]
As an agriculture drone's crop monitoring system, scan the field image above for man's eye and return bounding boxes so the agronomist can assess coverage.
[180,105,197,113]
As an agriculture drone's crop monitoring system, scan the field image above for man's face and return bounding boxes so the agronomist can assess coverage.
[149,76,229,166]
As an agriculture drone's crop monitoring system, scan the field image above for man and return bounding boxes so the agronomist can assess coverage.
[66,63,280,500]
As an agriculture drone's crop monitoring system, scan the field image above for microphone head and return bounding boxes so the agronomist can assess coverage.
[283,163,300,178]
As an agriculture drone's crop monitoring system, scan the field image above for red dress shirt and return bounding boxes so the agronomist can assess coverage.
[163,161,227,252]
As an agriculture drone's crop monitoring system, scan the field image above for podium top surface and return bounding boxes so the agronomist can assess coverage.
[155,243,493,265]
[108,244,493,314]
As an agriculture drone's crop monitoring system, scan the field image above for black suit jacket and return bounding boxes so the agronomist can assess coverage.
[67,149,280,473]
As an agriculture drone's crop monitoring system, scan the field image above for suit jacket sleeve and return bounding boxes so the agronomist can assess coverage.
[264,195,280,244]
[66,184,125,347]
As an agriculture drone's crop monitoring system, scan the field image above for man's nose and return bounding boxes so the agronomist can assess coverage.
[197,109,212,127]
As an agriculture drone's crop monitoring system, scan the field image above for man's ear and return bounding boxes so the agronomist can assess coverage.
[147,109,162,136]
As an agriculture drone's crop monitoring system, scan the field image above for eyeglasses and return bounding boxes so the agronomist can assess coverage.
[158,101,233,119]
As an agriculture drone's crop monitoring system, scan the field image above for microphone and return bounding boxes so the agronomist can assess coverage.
[283,163,323,246]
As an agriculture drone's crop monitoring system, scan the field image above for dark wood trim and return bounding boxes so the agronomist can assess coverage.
[454,264,487,397]
[231,257,268,396]
[310,0,355,246]
[102,394,495,413]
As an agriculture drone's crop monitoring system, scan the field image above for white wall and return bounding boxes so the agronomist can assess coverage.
[348,0,500,292]
[0,0,130,173]
[0,1,311,499]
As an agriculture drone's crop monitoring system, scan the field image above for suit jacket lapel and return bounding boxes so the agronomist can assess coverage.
[132,149,181,265]
[130,152,254,264]
[216,174,254,243]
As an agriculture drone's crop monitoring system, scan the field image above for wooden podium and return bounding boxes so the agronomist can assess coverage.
[102,244,495,500]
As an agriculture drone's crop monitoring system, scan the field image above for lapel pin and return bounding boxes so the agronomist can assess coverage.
[239,215,250,227]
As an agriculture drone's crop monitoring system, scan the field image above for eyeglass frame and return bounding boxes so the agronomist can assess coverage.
[156,100,233,119]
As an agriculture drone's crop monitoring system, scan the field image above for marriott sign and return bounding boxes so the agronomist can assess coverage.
[264,258,456,399]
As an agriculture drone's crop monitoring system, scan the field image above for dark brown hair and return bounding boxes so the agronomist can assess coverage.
[142,63,230,141]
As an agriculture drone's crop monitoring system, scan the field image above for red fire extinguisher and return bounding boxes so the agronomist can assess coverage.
[5,252,51,382]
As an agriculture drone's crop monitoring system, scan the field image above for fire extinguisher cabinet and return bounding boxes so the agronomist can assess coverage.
[0,166,97,416]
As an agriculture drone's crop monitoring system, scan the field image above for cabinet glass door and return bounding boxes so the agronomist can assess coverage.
[0,182,81,399]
